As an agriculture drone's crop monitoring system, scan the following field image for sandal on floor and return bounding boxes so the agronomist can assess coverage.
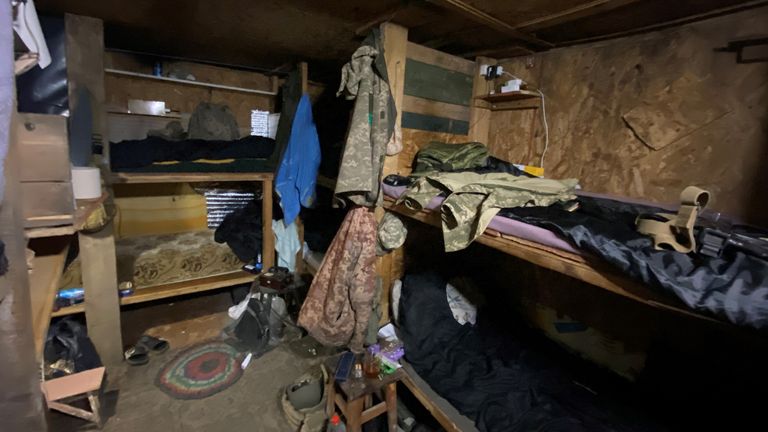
[137,335,170,354]
[124,345,149,366]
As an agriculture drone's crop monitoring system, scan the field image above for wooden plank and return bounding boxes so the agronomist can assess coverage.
[110,172,274,184]
[52,270,258,317]
[41,367,105,402]
[404,59,474,107]
[405,42,475,76]
[262,178,275,271]
[402,112,470,135]
[25,192,109,239]
[425,0,553,48]
[381,22,408,178]
[104,69,278,96]
[299,62,308,93]
[468,56,494,144]
[401,364,475,432]
[402,95,470,122]
[514,0,642,31]
[383,197,722,325]
[29,245,69,358]
[379,22,409,325]
[79,222,123,367]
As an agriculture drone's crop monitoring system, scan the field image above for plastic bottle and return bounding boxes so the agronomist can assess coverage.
[326,414,346,432]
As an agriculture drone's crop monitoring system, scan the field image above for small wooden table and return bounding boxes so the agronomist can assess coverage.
[324,355,404,432]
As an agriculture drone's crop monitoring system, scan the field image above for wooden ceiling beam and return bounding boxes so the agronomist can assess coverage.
[354,2,410,37]
[426,0,553,48]
[513,0,642,31]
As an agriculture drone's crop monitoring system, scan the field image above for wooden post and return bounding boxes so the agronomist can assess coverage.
[380,22,408,178]
[80,222,123,367]
[0,108,47,430]
[468,56,495,145]
[262,177,275,271]
[376,22,409,325]
[293,62,309,274]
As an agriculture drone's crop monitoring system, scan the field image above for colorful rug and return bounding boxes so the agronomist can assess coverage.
[155,340,244,400]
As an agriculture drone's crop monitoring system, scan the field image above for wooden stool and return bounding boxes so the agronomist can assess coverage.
[41,366,105,428]
[324,356,404,432]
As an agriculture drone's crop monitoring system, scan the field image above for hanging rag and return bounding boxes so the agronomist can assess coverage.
[334,30,397,207]
[12,0,52,69]
[398,172,578,251]
[298,207,377,352]
[275,94,321,223]
[272,219,301,272]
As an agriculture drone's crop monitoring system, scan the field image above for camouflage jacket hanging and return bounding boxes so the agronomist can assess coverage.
[298,207,378,352]
[334,30,396,207]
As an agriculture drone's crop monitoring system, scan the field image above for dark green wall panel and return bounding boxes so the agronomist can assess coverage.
[404,59,473,107]
[402,111,470,135]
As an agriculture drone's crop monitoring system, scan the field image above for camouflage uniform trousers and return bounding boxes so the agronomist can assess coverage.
[411,141,489,175]
[397,172,578,251]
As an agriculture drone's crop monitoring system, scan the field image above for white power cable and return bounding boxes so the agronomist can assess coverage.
[501,72,551,171]
[537,89,549,170]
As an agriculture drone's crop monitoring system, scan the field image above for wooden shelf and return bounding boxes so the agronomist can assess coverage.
[477,90,540,103]
[105,68,278,96]
[25,192,110,239]
[110,172,274,184]
[51,271,257,317]
[383,197,722,325]
[29,245,69,358]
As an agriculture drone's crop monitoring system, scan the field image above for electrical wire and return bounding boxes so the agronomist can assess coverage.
[501,71,550,170]
[537,89,549,170]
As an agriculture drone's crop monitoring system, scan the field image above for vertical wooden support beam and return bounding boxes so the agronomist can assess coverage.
[294,62,309,274]
[262,177,275,271]
[380,22,408,178]
[0,109,47,430]
[468,56,495,145]
[65,14,107,167]
[79,222,123,367]
[377,22,409,325]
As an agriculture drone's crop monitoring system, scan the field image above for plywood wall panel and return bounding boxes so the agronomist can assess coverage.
[492,8,768,225]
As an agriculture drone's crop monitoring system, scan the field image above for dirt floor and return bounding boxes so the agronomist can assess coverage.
[47,291,337,432]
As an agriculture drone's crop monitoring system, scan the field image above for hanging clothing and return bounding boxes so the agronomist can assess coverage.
[334,30,396,207]
[272,219,301,272]
[398,172,578,251]
[275,94,321,223]
[298,207,377,352]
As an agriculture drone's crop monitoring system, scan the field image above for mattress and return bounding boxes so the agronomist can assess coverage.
[60,230,244,290]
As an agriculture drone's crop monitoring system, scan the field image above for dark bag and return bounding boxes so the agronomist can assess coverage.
[44,319,102,378]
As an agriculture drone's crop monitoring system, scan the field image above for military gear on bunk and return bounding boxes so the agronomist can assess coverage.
[334,30,397,207]
[636,186,710,253]
[412,141,489,175]
[376,212,407,256]
[398,172,578,251]
[187,102,240,141]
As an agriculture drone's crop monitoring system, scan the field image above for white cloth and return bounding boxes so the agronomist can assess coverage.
[1,0,14,204]
[272,219,301,272]
[446,283,477,325]
[12,0,51,69]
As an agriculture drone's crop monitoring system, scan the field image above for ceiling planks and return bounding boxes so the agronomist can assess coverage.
[34,0,763,79]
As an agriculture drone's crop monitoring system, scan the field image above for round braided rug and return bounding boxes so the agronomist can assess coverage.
[155,341,243,400]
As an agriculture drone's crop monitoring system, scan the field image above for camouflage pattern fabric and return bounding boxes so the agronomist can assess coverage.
[397,172,578,251]
[412,141,489,176]
[334,30,396,207]
[187,102,239,141]
[376,212,407,256]
[298,207,377,352]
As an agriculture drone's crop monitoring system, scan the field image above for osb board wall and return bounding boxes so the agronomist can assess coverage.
[398,43,475,174]
[104,52,327,132]
[105,52,275,129]
[493,8,768,225]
